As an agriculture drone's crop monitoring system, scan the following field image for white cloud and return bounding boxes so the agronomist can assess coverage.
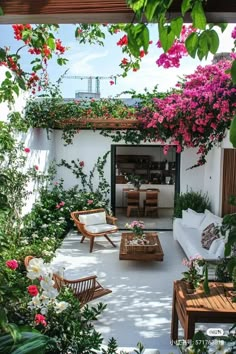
[68,50,109,75]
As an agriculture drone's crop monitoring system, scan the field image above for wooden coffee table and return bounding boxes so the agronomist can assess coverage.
[119,232,164,261]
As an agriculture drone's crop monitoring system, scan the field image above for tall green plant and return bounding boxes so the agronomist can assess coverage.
[174,189,211,218]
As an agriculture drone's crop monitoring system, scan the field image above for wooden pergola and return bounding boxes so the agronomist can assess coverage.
[0,0,235,24]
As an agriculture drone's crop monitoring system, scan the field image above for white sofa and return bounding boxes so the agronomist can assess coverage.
[173,209,225,261]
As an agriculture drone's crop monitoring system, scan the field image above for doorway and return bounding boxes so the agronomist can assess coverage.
[111,144,180,230]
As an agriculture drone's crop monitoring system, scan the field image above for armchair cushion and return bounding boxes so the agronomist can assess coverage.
[79,211,106,226]
[85,224,117,234]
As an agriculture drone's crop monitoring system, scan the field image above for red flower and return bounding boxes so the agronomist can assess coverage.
[34,165,39,170]
[121,58,129,65]
[117,35,128,46]
[110,80,115,85]
[139,50,145,58]
[59,201,65,206]
[87,199,93,205]
[35,314,47,327]
[6,259,18,270]
[24,147,30,153]
[28,285,39,296]
[79,161,84,167]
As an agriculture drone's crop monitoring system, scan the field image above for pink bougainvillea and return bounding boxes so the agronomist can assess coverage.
[137,59,236,168]
[156,25,196,69]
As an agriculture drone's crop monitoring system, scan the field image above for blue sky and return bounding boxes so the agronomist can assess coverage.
[1,24,236,98]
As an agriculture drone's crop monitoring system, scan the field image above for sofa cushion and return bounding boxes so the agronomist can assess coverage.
[182,209,205,229]
[201,223,220,250]
[85,224,117,234]
[199,210,222,231]
[208,238,225,256]
[79,212,106,226]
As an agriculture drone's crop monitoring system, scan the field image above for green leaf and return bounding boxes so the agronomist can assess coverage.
[181,0,192,16]
[127,0,146,12]
[32,64,42,72]
[208,30,219,54]
[0,7,4,16]
[139,24,150,52]
[145,0,160,21]
[47,37,55,50]
[231,60,236,85]
[216,22,228,32]
[16,77,26,91]
[171,17,183,38]
[198,31,209,59]
[159,23,175,52]
[185,32,199,58]
[5,71,12,79]
[0,47,6,60]
[191,1,206,30]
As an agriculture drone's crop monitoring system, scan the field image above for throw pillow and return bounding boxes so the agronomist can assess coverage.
[182,209,205,229]
[201,223,220,250]
[199,211,222,231]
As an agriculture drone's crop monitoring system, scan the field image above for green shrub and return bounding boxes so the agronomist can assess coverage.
[174,189,211,218]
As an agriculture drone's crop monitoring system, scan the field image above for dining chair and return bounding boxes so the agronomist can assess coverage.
[126,190,140,217]
[143,190,159,217]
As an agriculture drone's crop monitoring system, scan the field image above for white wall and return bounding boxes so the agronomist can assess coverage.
[180,148,205,193]
[20,128,56,214]
[54,130,114,190]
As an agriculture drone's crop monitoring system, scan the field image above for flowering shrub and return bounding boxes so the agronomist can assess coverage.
[182,256,203,289]
[126,220,145,238]
[137,59,236,168]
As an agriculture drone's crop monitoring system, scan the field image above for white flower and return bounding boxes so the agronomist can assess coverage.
[43,237,49,242]
[26,258,47,280]
[32,233,38,239]
[41,224,48,228]
[21,239,29,245]
[54,300,69,313]
[40,275,55,291]
[40,292,50,306]
[28,294,41,310]
[42,287,58,299]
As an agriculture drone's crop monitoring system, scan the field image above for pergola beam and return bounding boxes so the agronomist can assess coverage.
[0,0,235,24]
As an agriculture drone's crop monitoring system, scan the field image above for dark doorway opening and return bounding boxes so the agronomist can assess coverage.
[111,144,180,230]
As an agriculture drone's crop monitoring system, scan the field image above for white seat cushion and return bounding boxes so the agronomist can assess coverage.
[79,212,106,226]
[85,224,117,234]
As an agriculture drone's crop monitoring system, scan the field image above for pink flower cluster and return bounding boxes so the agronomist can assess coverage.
[56,201,65,209]
[156,25,196,68]
[138,60,236,168]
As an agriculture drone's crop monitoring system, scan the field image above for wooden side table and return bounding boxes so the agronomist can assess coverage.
[171,280,236,342]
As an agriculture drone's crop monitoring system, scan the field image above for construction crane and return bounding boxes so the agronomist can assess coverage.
[63,75,117,95]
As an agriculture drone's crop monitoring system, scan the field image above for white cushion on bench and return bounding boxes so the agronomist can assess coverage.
[85,224,117,234]
[79,212,106,226]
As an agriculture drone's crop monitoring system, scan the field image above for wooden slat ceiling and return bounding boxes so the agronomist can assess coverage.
[0,0,236,24]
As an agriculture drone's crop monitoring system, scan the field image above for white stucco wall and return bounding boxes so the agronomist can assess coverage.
[180,148,205,193]
[54,130,113,190]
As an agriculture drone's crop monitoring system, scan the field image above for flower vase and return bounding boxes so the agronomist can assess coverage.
[185,281,195,294]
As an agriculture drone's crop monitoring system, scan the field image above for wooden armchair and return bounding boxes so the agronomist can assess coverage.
[71,208,118,252]
[24,256,112,308]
